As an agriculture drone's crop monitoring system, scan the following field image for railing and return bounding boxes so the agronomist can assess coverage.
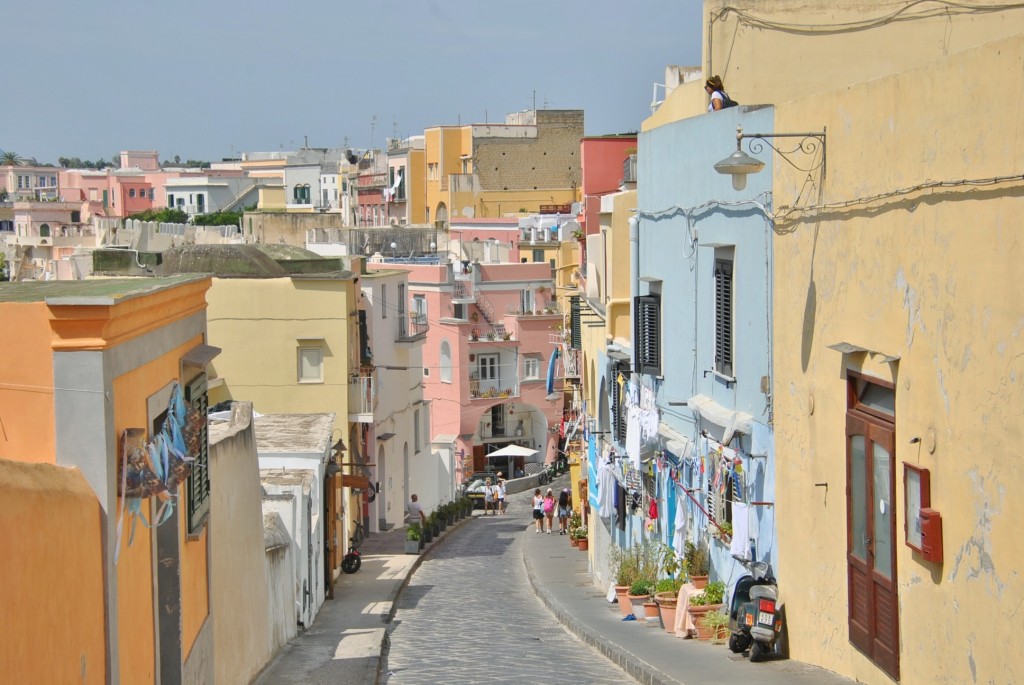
[469,379,519,401]
[540,203,572,214]
[348,371,377,415]
[397,312,429,341]
[623,154,637,184]
[452,279,474,301]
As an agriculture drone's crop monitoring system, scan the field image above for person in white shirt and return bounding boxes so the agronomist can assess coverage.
[483,478,497,516]
[408,493,425,526]
[497,478,507,514]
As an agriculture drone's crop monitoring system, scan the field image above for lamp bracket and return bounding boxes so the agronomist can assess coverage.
[738,126,827,175]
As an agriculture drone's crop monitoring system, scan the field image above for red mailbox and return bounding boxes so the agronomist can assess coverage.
[919,507,943,564]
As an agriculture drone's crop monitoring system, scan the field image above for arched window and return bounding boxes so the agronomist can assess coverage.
[440,341,452,383]
[39,223,50,237]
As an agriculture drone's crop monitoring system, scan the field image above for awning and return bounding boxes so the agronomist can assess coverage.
[687,394,754,446]
[658,424,692,461]
[181,343,221,367]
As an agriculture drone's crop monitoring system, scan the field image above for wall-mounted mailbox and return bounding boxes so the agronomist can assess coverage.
[919,507,943,564]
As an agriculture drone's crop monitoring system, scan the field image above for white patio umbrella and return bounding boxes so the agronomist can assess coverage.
[486,444,538,458]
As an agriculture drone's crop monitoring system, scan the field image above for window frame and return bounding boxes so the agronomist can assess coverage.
[634,294,661,375]
[523,355,541,381]
[478,353,499,381]
[297,345,324,383]
[714,258,734,378]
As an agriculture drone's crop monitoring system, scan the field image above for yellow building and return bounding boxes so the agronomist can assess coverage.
[0,276,217,684]
[424,109,583,227]
[664,2,1024,683]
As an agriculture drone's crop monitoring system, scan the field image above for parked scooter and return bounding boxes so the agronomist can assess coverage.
[728,559,783,661]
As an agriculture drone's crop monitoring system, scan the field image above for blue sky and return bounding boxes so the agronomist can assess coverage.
[4,1,702,164]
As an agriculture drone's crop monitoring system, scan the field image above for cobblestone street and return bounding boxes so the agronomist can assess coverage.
[382,482,627,684]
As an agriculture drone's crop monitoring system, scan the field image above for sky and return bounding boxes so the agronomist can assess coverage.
[3,1,703,165]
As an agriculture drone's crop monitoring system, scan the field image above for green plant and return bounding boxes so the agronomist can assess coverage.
[568,510,582,531]
[610,539,660,587]
[699,609,731,643]
[406,523,422,541]
[691,580,726,607]
[684,539,710,578]
[655,577,684,595]
[629,579,655,596]
[659,543,684,580]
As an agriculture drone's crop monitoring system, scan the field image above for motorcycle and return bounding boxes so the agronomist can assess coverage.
[728,559,783,661]
[341,529,363,574]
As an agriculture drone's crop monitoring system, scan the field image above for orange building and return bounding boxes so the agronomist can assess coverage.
[0,276,218,684]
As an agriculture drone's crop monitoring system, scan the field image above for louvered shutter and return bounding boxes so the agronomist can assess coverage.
[185,373,210,533]
[569,295,581,350]
[714,260,733,377]
[634,295,661,375]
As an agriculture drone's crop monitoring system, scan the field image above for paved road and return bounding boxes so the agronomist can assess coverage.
[382,479,628,685]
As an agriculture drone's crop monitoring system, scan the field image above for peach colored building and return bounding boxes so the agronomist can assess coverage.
[0,276,218,684]
[578,134,637,239]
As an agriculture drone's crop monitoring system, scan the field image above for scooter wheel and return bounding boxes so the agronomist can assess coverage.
[729,633,750,654]
[749,641,766,662]
[341,553,361,574]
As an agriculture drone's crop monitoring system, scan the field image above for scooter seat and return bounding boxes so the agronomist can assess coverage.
[749,585,778,601]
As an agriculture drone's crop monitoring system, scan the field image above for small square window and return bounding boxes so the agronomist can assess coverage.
[524,356,541,380]
[298,347,323,383]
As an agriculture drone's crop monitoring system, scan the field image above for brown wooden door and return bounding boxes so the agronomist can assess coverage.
[846,412,899,680]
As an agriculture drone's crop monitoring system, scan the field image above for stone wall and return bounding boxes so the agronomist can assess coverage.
[475,110,583,193]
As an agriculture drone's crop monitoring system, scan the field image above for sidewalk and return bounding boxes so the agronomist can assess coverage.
[522,529,857,685]
[252,516,471,685]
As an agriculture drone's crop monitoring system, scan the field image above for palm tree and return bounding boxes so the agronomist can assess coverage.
[1,151,24,166]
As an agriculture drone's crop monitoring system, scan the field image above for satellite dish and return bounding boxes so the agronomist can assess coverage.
[461,207,475,218]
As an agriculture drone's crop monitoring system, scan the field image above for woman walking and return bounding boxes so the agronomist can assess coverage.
[557,487,572,535]
[543,488,556,534]
[532,488,544,533]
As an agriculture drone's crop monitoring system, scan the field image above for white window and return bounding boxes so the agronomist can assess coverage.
[298,347,323,383]
[521,288,534,314]
[440,341,452,383]
[523,355,541,380]
[414,408,421,452]
[478,354,499,381]
[412,294,427,324]
[380,284,387,319]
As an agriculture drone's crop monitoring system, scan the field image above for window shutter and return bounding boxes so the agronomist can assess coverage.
[634,295,661,375]
[569,295,581,350]
[610,362,629,444]
[184,374,210,533]
[714,260,734,377]
[358,310,371,364]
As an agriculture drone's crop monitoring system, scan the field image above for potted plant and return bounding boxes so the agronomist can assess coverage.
[485,330,495,341]
[654,577,685,633]
[685,539,711,589]
[502,331,512,341]
[573,525,588,551]
[470,328,479,341]
[429,512,441,538]
[699,608,731,644]
[405,523,422,554]
[628,579,658,621]
[610,541,659,617]
[688,581,727,640]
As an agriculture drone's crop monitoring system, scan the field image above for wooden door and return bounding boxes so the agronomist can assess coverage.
[846,412,899,680]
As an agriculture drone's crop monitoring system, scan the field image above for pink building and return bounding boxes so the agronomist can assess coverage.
[374,250,563,484]
[578,135,637,238]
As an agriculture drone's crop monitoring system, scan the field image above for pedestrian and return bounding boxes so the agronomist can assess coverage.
[557,487,572,535]
[532,488,544,533]
[705,75,730,111]
[408,493,426,526]
[483,478,496,515]
[497,478,507,514]
[543,487,556,534]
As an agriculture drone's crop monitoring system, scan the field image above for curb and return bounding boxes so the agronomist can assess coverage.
[374,514,475,684]
[521,534,684,685]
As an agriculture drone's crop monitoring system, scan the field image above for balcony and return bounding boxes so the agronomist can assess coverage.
[452,279,475,302]
[469,379,519,401]
[396,312,429,342]
[347,371,377,422]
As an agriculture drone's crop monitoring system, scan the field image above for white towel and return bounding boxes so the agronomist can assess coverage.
[730,502,750,560]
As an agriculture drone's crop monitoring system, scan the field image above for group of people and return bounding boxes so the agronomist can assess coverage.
[482,475,506,515]
[532,486,573,534]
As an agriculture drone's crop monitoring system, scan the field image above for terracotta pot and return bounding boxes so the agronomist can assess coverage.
[656,596,678,633]
[690,575,709,590]
[577,538,588,551]
[615,586,632,617]
[687,603,725,640]
[643,601,660,621]
[570,536,579,548]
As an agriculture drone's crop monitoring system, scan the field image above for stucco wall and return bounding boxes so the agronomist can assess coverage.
[244,210,346,247]
[209,402,273,685]
[0,460,107,684]
[0,302,56,461]
[772,34,1024,685]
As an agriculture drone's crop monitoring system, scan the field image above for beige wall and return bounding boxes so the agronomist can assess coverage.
[0,460,107,684]
[243,210,346,247]
[772,34,1024,685]
[206,277,355,421]
[209,402,273,685]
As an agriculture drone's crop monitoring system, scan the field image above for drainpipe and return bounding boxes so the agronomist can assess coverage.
[628,215,639,371]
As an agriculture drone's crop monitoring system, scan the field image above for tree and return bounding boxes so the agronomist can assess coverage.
[173,155,181,165]
[1,151,23,166]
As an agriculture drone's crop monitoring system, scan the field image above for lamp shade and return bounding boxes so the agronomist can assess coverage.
[713,149,765,190]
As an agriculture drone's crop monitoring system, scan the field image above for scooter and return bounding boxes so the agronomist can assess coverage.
[728,559,783,661]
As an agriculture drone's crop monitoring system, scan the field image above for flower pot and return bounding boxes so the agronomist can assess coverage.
[655,593,678,634]
[404,540,421,554]
[614,586,632,617]
[577,538,588,551]
[627,593,651,617]
[570,536,579,547]
[643,601,660,622]
[690,575,709,590]
[687,603,725,640]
